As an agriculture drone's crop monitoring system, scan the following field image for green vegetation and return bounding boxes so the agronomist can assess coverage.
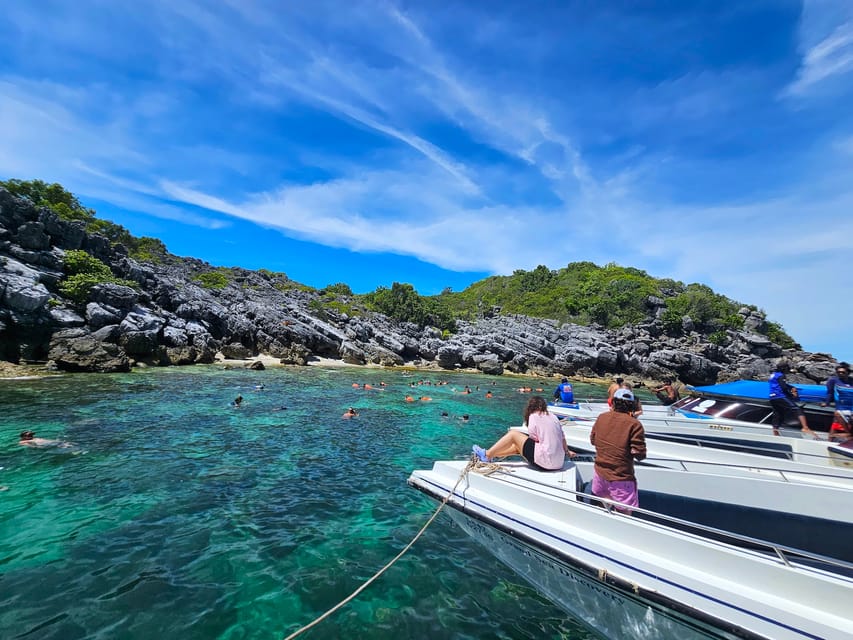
[437,262,660,327]
[193,269,230,290]
[1,178,169,263]
[315,283,362,317]
[766,321,800,350]
[1,178,96,222]
[416,261,795,345]
[3,179,800,347]
[128,237,169,263]
[361,282,455,331]
[59,249,138,303]
[323,282,353,297]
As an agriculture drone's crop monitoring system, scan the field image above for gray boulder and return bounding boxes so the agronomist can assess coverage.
[221,342,254,359]
[474,354,503,375]
[86,302,123,329]
[48,331,131,372]
[90,283,138,310]
[16,221,50,250]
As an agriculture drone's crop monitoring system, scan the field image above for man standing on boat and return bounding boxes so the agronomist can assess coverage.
[768,361,814,437]
[589,388,646,514]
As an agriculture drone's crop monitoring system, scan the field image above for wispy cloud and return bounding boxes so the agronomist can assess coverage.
[1,1,852,356]
[785,2,853,96]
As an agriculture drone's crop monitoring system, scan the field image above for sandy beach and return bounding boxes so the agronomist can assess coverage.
[0,352,640,391]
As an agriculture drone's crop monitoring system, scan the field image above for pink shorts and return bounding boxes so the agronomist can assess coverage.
[591,472,639,512]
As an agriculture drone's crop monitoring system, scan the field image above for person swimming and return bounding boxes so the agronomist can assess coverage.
[342,407,358,418]
[19,430,66,447]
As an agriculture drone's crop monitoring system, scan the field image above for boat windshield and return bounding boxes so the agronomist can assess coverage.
[673,397,774,424]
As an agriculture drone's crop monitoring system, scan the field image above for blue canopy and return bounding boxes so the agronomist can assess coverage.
[690,380,827,404]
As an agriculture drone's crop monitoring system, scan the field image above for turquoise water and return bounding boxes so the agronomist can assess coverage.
[0,366,608,639]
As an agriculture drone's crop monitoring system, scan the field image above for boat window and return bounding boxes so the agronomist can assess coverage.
[719,404,774,423]
[676,398,735,417]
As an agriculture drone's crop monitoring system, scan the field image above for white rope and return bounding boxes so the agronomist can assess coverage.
[282,457,478,640]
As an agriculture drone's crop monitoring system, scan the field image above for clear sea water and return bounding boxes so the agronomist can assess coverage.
[0,365,610,640]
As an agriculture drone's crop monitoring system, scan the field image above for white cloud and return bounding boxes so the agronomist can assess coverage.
[2,2,852,357]
[785,2,853,96]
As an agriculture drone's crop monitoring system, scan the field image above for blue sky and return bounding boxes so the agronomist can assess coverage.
[1,1,852,359]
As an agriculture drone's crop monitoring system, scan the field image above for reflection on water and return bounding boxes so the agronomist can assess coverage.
[0,366,603,639]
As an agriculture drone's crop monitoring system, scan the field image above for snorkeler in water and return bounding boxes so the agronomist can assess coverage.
[19,431,68,447]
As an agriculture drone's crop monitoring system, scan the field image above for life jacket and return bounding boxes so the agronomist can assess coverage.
[835,383,853,411]
[558,383,574,403]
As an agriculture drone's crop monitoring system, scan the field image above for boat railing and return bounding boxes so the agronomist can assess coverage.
[649,430,839,466]
[640,456,853,483]
[485,464,853,575]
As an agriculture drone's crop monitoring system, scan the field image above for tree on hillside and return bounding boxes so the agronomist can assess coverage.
[363,282,455,331]
[1,178,169,262]
[1,178,96,222]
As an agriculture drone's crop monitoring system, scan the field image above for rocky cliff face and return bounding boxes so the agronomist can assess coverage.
[0,188,836,385]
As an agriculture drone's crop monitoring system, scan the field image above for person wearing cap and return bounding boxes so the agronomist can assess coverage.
[589,387,646,514]
[553,377,574,403]
[619,381,643,418]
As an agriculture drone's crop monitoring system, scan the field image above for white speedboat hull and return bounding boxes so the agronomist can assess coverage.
[409,460,853,640]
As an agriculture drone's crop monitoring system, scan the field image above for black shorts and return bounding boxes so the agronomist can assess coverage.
[522,437,548,471]
[770,397,801,426]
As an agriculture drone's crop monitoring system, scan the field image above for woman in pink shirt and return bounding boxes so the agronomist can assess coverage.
[473,396,569,470]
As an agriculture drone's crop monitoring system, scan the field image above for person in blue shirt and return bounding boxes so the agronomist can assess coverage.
[553,378,574,403]
[768,361,813,436]
[821,362,853,407]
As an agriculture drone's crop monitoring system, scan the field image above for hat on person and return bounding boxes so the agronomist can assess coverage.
[561,377,568,383]
[613,388,634,402]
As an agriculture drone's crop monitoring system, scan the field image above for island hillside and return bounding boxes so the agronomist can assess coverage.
[0,179,837,386]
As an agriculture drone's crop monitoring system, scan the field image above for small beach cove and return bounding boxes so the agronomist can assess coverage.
[0,364,614,639]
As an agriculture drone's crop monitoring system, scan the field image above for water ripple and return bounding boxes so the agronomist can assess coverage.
[0,367,602,639]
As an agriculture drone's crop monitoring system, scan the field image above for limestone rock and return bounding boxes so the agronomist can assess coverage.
[48,332,131,372]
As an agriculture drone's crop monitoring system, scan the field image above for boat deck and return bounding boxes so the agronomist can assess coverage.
[409,458,853,640]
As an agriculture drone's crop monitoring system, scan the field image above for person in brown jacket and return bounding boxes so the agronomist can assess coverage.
[590,387,647,514]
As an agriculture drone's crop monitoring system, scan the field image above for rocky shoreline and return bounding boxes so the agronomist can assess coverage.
[0,187,838,387]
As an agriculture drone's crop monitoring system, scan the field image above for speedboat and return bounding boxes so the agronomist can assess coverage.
[687,380,835,431]
[559,419,853,488]
[552,378,837,434]
[570,455,853,562]
[408,458,853,640]
[549,399,853,474]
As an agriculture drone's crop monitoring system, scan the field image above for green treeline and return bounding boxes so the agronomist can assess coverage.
[428,262,797,348]
[1,179,797,348]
